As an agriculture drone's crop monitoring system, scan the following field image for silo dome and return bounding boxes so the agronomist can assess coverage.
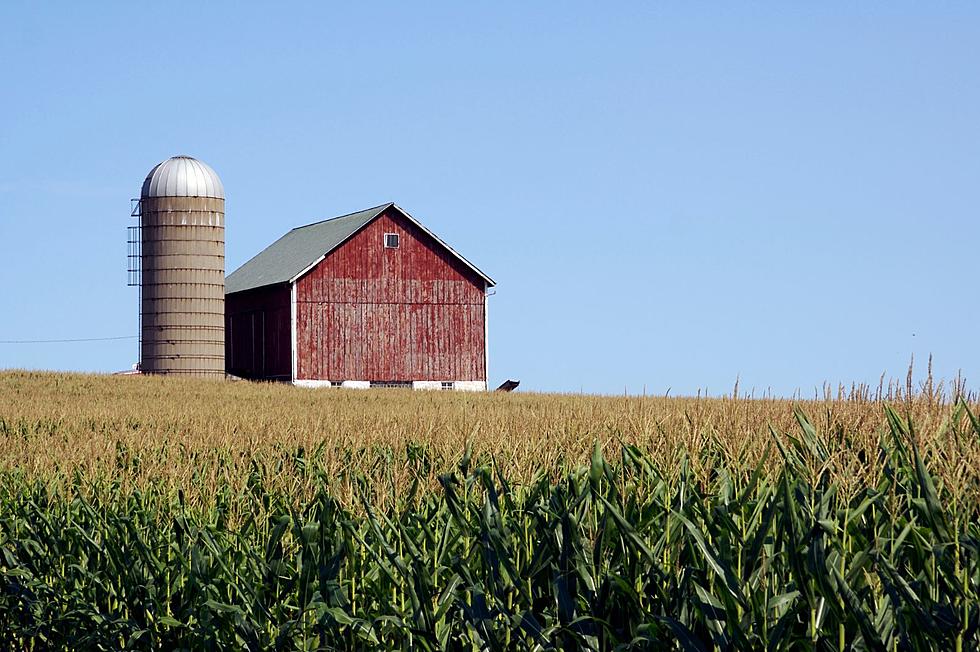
[141,155,224,199]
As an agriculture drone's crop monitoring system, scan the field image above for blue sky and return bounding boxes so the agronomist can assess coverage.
[0,3,977,396]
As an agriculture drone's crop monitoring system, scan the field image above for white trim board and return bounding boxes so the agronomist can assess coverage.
[290,283,298,382]
[484,290,489,390]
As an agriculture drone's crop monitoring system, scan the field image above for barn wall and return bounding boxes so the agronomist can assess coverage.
[295,208,487,382]
[225,284,291,380]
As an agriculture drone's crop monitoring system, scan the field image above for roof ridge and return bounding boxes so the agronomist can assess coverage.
[290,202,393,231]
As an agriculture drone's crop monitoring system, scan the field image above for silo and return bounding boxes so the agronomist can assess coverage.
[139,156,225,378]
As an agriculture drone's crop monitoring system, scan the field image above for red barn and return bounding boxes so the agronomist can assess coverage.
[224,203,495,390]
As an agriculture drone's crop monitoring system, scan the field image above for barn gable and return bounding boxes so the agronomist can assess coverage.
[294,207,489,384]
[226,203,494,295]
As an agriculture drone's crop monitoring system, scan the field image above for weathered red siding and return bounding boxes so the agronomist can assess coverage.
[225,284,291,380]
[295,208,487,382]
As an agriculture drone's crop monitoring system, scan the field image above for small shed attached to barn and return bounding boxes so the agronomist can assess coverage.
[224,203,495,390]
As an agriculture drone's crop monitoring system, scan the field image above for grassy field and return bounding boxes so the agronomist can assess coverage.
[1,370,980,649]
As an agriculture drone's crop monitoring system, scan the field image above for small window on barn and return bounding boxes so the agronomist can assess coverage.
[384,233,400,249]
[441,381,454,391]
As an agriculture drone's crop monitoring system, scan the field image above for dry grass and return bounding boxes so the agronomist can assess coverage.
[1,370,978,515]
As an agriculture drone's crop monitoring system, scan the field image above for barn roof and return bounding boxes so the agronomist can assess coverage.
[225,203,495,294]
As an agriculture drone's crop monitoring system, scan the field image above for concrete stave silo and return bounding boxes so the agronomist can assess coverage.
[139,156,225,378]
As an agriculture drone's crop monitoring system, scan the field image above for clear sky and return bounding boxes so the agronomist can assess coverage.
[0,3,977,396]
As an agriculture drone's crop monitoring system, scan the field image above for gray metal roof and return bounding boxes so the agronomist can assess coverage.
[142,156,224,199]
[225,203,495,294]
[226,204,386,294]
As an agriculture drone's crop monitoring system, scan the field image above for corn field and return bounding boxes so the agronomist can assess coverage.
[2,371,980,650]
